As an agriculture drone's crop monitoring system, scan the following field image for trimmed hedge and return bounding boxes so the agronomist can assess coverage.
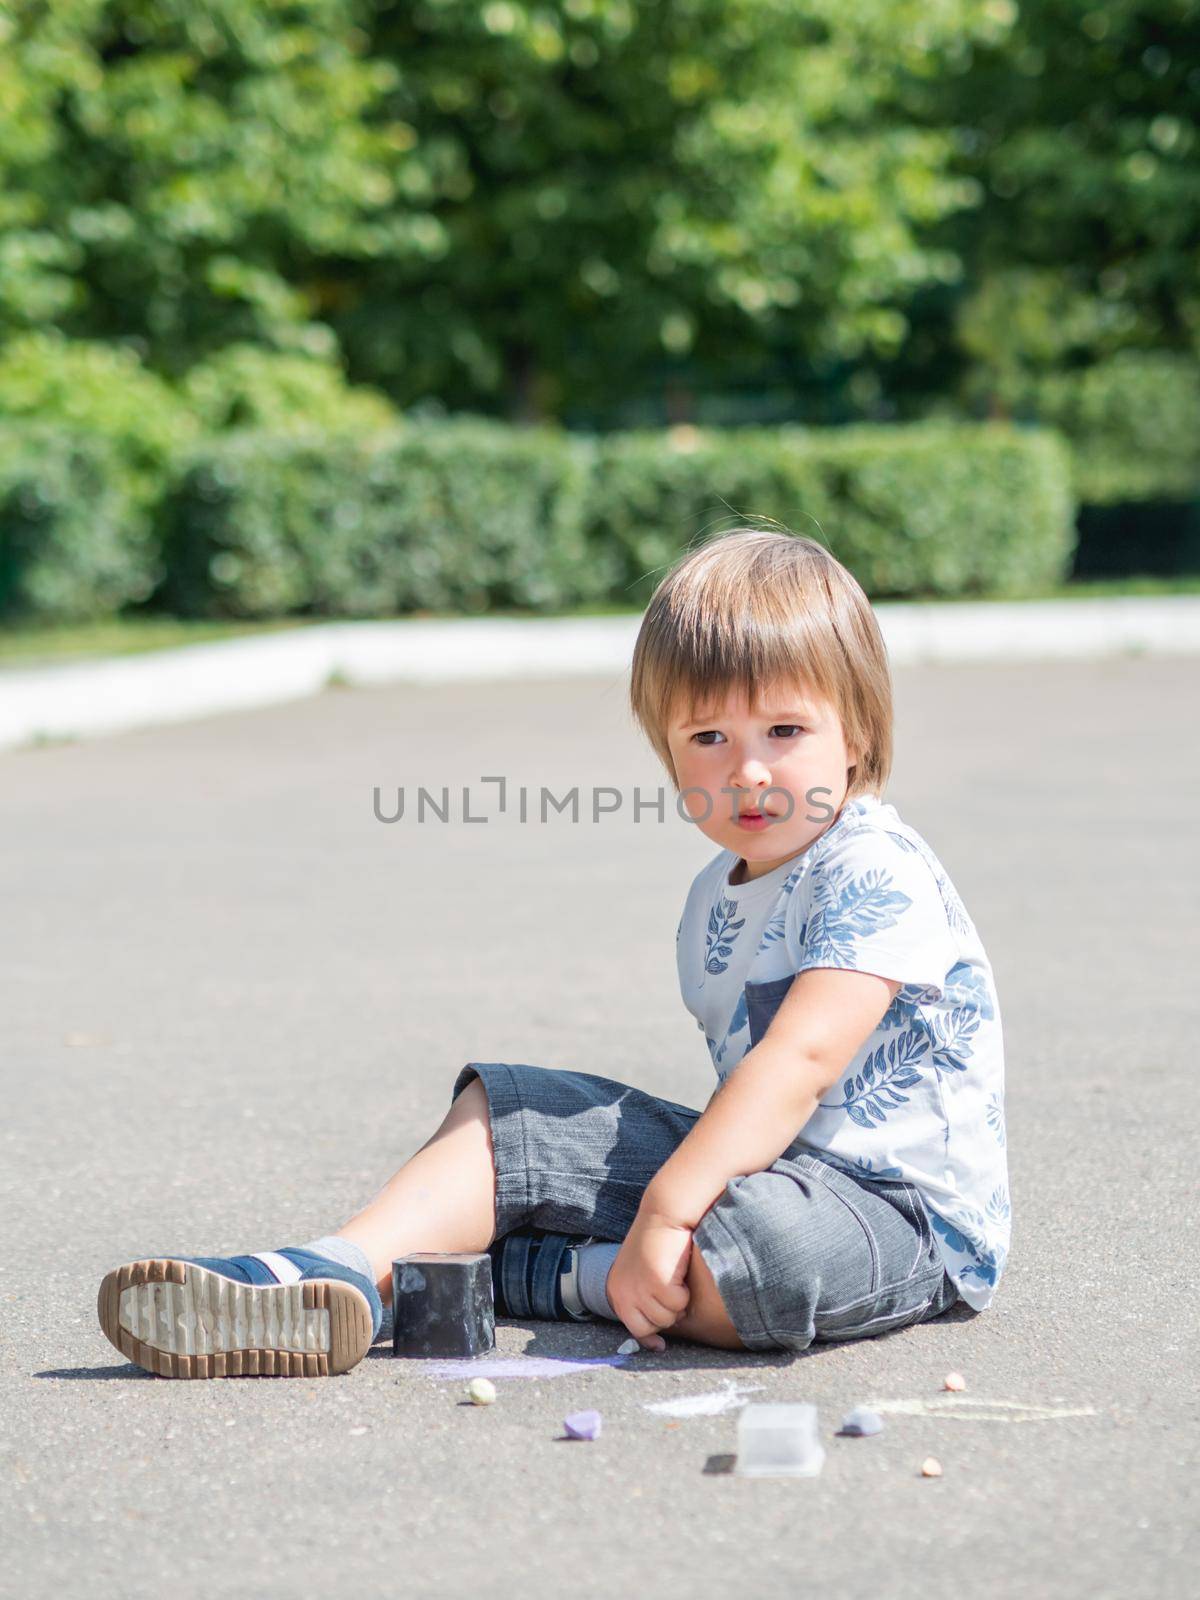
[586,422,1077,605]
[160,420,615,618]
[0,415,1077,622]
[0,426,159,622]
[1033,352,1200,506]
[161,418,1075,618]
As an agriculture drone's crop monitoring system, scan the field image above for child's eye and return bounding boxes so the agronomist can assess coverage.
[691,725,805,746]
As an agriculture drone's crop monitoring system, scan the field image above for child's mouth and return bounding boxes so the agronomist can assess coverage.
[736,812,769,830]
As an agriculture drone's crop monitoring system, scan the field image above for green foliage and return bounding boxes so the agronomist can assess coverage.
[0,332,197,502]
[0,0,1011,419]
[158,418,1075,619]
[0,334,406,620]
[0,425,158,621]
[0,0,400,369]
[896,0,1200,412]
[587,421,1076,603]
[159,419,609,618]
[180,345,397,434]
[0,0,1190,607]
[0,336,190,621]
[1033,351,1200,505]
[331,0,1010,417]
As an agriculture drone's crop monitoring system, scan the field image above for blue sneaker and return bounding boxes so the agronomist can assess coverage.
[97,1247,383,1379]
[489,1231,599,1323]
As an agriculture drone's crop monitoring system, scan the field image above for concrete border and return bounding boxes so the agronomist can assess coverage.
[3,595,1199,752]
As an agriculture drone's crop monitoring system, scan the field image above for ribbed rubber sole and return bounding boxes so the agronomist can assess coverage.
[96,1259,373,1378]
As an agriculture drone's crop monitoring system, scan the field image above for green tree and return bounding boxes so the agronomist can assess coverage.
[0,0,401,371]
[887,0,1200,414]
[0,0,1012,422]
[340,0,1013,422]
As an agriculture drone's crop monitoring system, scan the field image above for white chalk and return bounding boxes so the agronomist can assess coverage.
[735,1403,825,1479]
[645,1380,765,1419]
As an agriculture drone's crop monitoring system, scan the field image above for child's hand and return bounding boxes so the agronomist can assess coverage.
[607,1210,693,1352]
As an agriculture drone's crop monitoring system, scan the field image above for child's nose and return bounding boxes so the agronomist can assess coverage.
[729,753,772,786]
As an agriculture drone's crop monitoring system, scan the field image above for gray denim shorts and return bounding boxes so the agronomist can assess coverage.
[452,1061,961,1354]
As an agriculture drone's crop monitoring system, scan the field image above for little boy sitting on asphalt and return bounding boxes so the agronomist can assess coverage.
[99,528,1008,1376]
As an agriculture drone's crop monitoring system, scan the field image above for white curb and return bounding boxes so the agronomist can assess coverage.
[2,596,1199,753]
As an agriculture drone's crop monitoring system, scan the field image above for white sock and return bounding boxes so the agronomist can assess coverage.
[298,1234,376,1285]
[575,1242,621,1321]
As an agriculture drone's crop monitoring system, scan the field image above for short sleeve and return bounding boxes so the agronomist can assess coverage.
[790,825,958,1000]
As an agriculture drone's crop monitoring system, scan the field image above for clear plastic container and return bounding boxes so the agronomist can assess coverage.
[734,1402,825,1478]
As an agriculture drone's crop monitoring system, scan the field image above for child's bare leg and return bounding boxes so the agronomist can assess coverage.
[330,1076,745,1349]
[334,1078,498,1307]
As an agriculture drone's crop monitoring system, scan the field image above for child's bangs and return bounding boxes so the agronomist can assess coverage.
[661,619,839,733]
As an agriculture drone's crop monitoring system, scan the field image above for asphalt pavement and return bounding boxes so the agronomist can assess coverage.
[1,655,1196,1599]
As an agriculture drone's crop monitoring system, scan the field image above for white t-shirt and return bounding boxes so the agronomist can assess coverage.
[675,792,1010,1312]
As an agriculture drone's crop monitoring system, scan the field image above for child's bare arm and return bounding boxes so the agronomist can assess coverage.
[644,967,902,1230]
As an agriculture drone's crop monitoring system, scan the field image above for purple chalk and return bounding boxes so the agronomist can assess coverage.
[563,1409,602,1440]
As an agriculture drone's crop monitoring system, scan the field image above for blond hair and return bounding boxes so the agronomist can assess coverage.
[628,528,893,798]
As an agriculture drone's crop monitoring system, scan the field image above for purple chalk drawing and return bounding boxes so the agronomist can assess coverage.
[420,1355,632,1381]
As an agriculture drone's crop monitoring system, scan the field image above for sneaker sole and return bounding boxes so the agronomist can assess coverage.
[96,1259,373,1378]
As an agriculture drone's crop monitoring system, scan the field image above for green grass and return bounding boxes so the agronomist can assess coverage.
[2,576,1198,668]
[0,615,328,667]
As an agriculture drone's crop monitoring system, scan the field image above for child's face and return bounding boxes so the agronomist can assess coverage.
[665,678,860,880]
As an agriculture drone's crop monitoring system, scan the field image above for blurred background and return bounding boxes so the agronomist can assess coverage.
[1,0,1198,661]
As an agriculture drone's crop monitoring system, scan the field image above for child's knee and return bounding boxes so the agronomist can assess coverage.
[673,1242,746,1350]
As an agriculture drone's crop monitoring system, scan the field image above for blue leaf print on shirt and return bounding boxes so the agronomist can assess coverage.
[985,1183,1011,1224]
[754,864,807,953]
[889,830,973,938]
[888,833,920,853]
[820,1027,930,1129]
[890,830,975,938]
[986,1092,1006,1147]
[928,1208,1001,1287]
[878,991,910,1031]
[945,959,994,1021]
[844,1154,906,1181]
[801,865,913,968]
[702,895,746,980]
[925,1006,980,1076]
[934,868,973,938]
[714,988,748,1065]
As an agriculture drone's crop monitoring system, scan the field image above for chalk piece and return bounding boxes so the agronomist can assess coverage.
[391,1252,495,1359]
[839,1406,884,1437]
[921,1456,944,1477]
[943,1371,967,1392]
[467,1378,497,1406]
[735,1403,824,1479]
[563,1409,602,1440]
[616,1337,640,1355]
